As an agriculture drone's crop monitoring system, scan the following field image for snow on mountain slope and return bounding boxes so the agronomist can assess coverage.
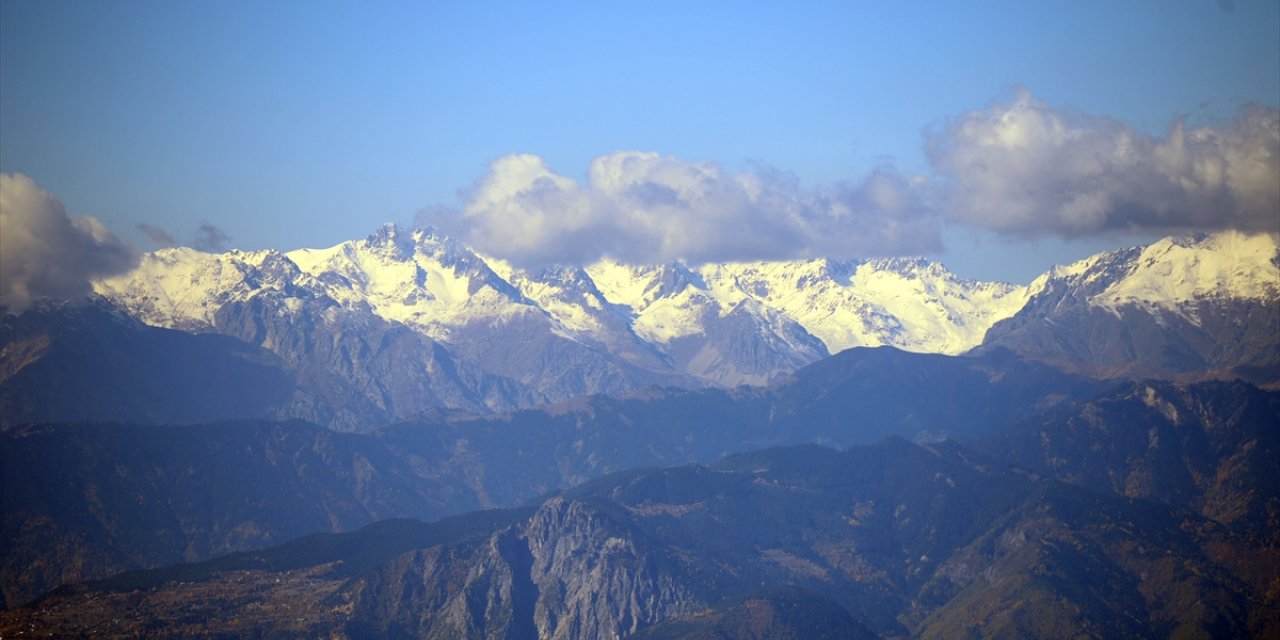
[92,226,1277,400]
[1018,231,1280,319]
[285,226,695,400]
[581,257,1026,357]
[286,225,532,341]
[698,258,1028,355]
[93,247,318,331]
[1090,231,1280,318]
[586,261,706,314]
[490,262,682,376]
[982,231,1279,385]
[93,224,1033,390]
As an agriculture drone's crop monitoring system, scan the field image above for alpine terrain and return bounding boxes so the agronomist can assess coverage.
[2,227,1277,638]
[11,226,1262,431]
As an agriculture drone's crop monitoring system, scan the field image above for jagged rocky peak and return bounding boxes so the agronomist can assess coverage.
[91,246,314,331]
[862,255,936,276]
[353,223,505,298]
[526,263,596,291]
[341,497,704,639]
[709,258,849,296]
[411,225,487,272]
[248,248,304,280]
[649,261,705,299]
[584,259,708,312]
[362,222,415,260]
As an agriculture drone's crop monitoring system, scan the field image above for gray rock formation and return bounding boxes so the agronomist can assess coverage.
[346,498,702,639]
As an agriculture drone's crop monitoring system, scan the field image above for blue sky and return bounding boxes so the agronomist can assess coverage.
[2,1,1277,282]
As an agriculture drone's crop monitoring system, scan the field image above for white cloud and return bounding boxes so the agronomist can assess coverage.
[927,88,1280,237]
[0,173,138,312]
[448,151,939,266]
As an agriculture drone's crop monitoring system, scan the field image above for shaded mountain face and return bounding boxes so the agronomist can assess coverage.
[979,231,1280,387]
[7,427,1276,639]
[0,300,294,428]
[0,298,535,432]
[0,347,1105,608]
[976,379,1280,537]
[0,420,477,610]
[209,293,539,431]
[2,366,1262,619]
[769,345,1106,442]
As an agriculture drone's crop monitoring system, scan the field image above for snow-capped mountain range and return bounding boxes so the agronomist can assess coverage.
[93,224,1029,382]
[982,231,1279,382]
[88,226,1279,425]
[1033,231,1280,317]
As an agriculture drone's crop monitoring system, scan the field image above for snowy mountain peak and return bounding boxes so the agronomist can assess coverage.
[363,223,416,260]
[1095,232,1278,315]
[695,257,1027,355]
[862,256,945,279]
[89,226,1276,399]
[92,247,319,331]
[1026,231,1280,318]
[284,227,533,338]
[584,260,706,312]
[982,230,1279,385]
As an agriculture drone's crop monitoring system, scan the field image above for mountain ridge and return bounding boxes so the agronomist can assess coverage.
[84,227,1279,429]
[982,231,1280,385]
[6,394,1276,637]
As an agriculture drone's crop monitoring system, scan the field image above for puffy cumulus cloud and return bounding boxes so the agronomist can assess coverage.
[927,89,1280,237]
[0,173,138,313]
[451,151,939,266]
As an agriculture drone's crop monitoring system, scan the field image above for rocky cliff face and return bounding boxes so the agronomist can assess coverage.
[346,497,702,640]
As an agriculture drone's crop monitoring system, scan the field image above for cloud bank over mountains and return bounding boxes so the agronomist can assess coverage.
[3,91,1276,311]
[448,151,938,267]
[928,89,1279,238]
[0,173,137,312]
[433,90,1278,266]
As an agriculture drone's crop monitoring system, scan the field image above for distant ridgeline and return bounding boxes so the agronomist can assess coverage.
[2,228,1276,432]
